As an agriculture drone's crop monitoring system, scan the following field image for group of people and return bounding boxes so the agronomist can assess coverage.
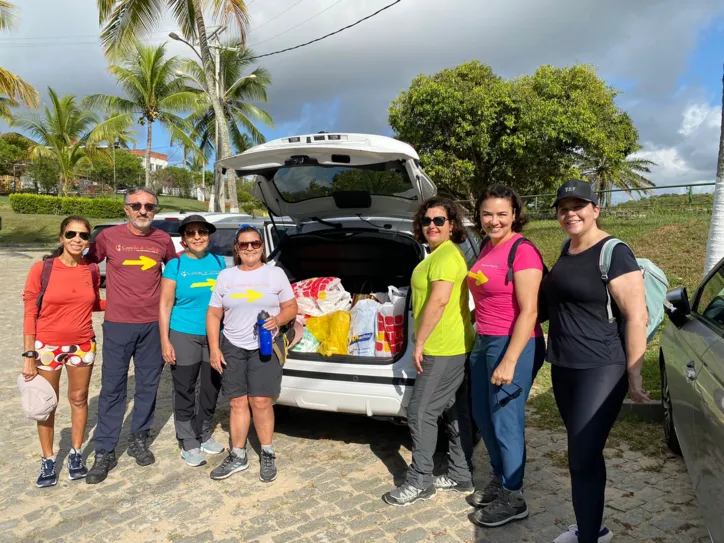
[20,180,649,543]
[381,180,648,543]
[21,186,296,489]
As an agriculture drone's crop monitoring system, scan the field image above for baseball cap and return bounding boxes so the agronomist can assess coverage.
[17,374,58,422]
[178,214,217,236]
[553,179,599,208]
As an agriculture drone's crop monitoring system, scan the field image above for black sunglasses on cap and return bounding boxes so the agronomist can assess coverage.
[64,230,90,241]
[421,216,449,227]
[126,202,158,212]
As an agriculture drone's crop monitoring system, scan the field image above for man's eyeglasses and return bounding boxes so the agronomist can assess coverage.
[421,216,449,227]
[184,228,210,237]
[236,240,262,250]
[126,203,158,212]
[64,230,90,241]
[493,382,523,412]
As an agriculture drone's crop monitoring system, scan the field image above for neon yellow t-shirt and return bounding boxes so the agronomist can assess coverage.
[411,240,475,356]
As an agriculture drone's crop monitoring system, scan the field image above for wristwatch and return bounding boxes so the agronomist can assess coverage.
[21,350,38,358]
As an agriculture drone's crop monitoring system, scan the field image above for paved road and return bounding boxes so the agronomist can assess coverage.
[0,251,710,543]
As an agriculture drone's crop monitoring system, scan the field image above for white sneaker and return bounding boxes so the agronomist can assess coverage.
[553,524,613,543]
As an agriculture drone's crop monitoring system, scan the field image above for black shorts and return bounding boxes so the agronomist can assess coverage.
[220,335,283,399]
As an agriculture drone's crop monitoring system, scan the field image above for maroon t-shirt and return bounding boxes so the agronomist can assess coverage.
[86,224,177,324]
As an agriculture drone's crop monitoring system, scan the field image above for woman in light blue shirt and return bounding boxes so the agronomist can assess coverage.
[159,215,226,467]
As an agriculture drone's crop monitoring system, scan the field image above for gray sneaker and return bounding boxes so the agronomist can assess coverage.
[467,474,502,507]
[469,488,529,527]
[210,449,249,480]
[434,475,474,493]
[382,482,436,506]
[200,438,224,455]
[259,449,277,483]
[180,448,207,467]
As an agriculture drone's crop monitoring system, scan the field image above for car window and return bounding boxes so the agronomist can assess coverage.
[459,227,481,269]
[208,230,237,257]
[265,222,295,251]
[695,265,724,329]
[151,220,180,235]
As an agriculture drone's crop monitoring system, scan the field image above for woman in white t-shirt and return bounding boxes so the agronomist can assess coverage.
[206,224,298,483]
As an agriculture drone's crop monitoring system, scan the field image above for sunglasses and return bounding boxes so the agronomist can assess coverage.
[236,240,263,250]
[493,382,523,412]
[184,228,210,237]
[64,230,90,241]
[126,203,158,212]
[421,216,449,227]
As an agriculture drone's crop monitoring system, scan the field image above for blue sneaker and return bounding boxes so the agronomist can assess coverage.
[67,451,87,480]
[200,437,224,455]
[36,458,58,488]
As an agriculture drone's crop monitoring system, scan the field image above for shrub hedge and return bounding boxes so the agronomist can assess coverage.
[9,194,125,218]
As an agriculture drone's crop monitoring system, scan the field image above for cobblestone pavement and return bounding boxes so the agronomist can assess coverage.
[0,251,711,543]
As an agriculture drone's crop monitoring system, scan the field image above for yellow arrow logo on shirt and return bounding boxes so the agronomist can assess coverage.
[468,270,489,286]
[122,255,157,271]
[231,289,263,303]
[191,278,216,290]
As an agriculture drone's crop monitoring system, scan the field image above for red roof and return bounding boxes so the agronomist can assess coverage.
[129,149,168,161]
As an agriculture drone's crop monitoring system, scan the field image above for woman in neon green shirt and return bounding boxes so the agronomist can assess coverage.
[383,197,475,507]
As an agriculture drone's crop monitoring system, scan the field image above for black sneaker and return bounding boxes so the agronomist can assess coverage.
[86,450,118,485]
[67,451,87,480]
[260,449,277,483]
[469,488,529,527]
[36,458,58,488]
[210,449,249,480]
[127,432,155,466]
[467,474,502,507]
[434,475,474,493]
[382,482,436,506]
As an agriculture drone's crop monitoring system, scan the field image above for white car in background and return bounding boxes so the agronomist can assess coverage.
[216,133,481,420]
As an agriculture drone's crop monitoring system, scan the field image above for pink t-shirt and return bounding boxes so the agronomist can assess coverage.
[467,233,544,337]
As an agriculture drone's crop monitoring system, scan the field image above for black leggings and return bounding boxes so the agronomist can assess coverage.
[551,364,627,543]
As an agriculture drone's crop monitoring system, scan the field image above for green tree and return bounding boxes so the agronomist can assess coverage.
[579,148,656,207]
[12,88,103,195]
[89,149,145,192]
[0,1,39,111]
[83,42,198,187]
[27,157,60,194]
[388,62,642,199]
[96,0,250,212]
[151,165,195,198]
[0,137,26,176]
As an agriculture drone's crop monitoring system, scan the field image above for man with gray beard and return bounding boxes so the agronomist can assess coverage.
[84,187,178,484]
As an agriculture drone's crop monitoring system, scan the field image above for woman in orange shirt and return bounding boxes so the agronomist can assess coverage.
[22,216,104,488]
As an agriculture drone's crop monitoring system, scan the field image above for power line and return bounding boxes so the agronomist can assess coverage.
[252,0,306,33]
[248,0,402,60]
[249,0,344,48]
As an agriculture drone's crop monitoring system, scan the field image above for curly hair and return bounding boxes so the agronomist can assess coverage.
[233,225,267,266]
[44,215,92,261]
[473,185,529,234]
[413,197,468,245]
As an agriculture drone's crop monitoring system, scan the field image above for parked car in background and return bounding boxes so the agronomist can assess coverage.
[660,256,724,543]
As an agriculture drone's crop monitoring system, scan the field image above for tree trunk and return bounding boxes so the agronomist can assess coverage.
[144,121,153,188]
[704,67,724,276]
[193,1,233,212]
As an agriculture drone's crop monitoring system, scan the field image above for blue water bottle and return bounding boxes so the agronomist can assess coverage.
[257,310,273,356]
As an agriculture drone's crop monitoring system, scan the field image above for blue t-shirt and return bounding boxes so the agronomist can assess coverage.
[162,252,226,336]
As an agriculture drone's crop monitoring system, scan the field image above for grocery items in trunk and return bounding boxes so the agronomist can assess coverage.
[306,310,352,356]
[292,277,352,317]
[375,286,409,357]
[348,299,381,357]
[291,327,320,353]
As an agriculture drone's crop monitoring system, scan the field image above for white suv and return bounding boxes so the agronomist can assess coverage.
[216,133,480,420]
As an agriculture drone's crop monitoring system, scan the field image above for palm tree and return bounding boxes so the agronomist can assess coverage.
[12,88,103,195]
[96,0,250,210]
[83,42,199,187]
[704,68,724,275]
[183,45,272,207]
[579,150,657,208]
[0,1,39,109]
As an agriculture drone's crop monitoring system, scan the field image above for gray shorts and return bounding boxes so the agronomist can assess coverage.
[169,330,210,366]
[219,335,283,399]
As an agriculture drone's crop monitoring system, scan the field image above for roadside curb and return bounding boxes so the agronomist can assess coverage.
[618,398,663,422]
[0,244,53,251]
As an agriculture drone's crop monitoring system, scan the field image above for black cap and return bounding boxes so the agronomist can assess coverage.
[178,214,216,236]
[553,179,599,208]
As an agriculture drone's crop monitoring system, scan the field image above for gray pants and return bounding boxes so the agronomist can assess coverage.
[406,353,473,489]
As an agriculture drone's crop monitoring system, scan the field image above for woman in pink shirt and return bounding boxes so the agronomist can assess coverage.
[466,185,546,528]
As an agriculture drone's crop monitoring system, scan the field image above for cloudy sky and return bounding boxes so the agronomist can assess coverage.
[2,0,723,195]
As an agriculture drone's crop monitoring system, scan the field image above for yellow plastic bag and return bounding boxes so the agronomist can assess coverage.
[306,311,351,356]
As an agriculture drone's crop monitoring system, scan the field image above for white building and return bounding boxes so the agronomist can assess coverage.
[129,150,168,172]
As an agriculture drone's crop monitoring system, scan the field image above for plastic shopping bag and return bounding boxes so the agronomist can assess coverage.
[291,327,320,353]
[375,286,409,357]
[292,277,352,317]
[306,311,351,357]
[348,299,380,357]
